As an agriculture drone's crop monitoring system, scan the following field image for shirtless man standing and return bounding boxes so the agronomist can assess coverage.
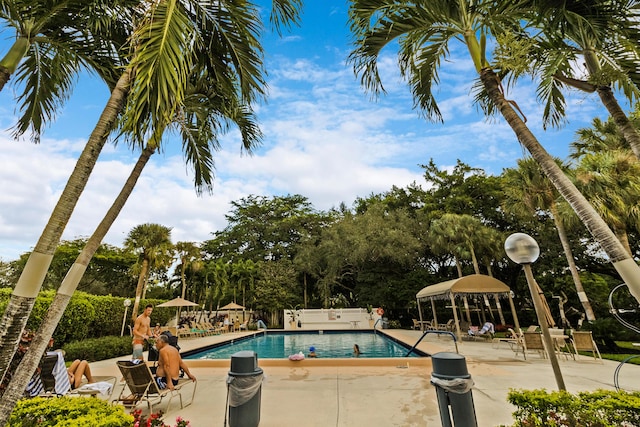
[132,304,154,361]
[155,334,196,390]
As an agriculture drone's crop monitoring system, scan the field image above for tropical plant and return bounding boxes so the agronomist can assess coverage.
[0,0,132,138]
[346,0,640,307]
[503,157,597,321]
[0,0,302,395]
[175,242,202,300]
[495,0,640,158]
[124,223,174,320]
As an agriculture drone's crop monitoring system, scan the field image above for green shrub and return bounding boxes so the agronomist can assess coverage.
[505,388,640,427]
[62,336,133,362]
[8,396,133,427]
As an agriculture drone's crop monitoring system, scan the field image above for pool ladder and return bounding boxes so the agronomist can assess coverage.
[405,330,459,357]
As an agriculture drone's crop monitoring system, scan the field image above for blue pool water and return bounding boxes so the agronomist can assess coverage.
[183,331,420,359]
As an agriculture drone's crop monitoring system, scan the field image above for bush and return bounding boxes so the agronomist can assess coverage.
[8,396,133,427]
[62,336,133,362]
[504,388,640,427]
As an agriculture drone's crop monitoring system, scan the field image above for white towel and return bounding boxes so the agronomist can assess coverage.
[76,381,113,396]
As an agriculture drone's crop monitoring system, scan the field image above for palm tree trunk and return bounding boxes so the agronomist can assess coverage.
[470,245,480,274]
[0,37,30,92]
[0,68,132,384]
[131,258,149,322]
[615,229,633,257]
[550,204,596,321]
[480,67,640,303]
[582,48,640,159]
[0,145,154,425]
[181,262,187,299]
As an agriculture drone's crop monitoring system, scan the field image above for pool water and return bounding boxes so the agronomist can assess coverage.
[184,331,419,359]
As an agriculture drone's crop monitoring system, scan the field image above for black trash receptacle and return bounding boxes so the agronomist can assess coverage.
[227,350,263,427]
[430,352,477,427]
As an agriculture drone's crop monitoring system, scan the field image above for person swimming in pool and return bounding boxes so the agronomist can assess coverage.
[353,344,361,357]
[308,346,317,358]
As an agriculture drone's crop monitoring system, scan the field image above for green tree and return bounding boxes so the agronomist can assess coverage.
[0,0,302,400]
[254,259,298,326]
[503,157,597,321]
[496,0,640,158]
[175,242,201,300]
[0,0,130,135]
[124,223,174,321]
[203,194,330,262]
[347,0,640,306]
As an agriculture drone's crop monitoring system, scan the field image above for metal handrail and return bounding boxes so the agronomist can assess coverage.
[405,330,459,357]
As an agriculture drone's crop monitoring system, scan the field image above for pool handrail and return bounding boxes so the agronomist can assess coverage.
[405,330,458,357]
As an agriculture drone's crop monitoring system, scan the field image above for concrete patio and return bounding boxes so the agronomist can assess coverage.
[88,329,640,426]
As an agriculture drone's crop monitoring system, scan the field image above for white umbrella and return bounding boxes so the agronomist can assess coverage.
[157,297,200,331]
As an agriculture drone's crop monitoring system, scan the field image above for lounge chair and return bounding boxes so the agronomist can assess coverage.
[523,332,547,358]
[28,352,115,399]
[494,328,527,359]
[113,360,196,413]
[570,331,603,363]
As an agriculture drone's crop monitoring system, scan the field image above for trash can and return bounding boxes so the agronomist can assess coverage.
[227,350,263,427]
[430,352,477,427]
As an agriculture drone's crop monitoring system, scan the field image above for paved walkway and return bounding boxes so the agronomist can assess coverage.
[89,330,640,426]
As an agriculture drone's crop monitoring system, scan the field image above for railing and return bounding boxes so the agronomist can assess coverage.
[405,330,459,357]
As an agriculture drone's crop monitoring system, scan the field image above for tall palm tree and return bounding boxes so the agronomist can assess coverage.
[574,150,640,256]
[0,0,301,386]
[497,0,640,158]
[175,241,202,299]
[0,0,134,138]
[0,71,263,421]
[124,223,174,320]
[347,0,640,304]
[503,157,596,321]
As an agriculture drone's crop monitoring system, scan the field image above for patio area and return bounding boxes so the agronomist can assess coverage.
[88,329,640,426]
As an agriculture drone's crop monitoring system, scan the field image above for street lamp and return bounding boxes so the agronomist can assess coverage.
[505,233,566,391]
[121,298,132,337]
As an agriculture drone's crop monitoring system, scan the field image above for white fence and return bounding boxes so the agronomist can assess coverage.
[283,308,384,330]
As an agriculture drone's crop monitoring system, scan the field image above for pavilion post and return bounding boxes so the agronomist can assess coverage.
[450,293,462,341]
[494,293,506,325]
[431,298,438,326]
[507,293,520,332]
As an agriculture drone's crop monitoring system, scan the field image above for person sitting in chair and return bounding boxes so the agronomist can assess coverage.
[469,322,495,336]
[67,359,94,390]
[155,334,196,390]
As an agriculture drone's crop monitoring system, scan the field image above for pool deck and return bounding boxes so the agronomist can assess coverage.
[89,329,640,426]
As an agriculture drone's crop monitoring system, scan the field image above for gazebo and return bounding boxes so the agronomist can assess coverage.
[415,274,520,341]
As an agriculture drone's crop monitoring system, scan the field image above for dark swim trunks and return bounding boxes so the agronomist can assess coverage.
[155,376,179,389]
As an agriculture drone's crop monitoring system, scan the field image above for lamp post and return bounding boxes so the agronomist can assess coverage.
[121,298,132,337]
[505,233,566,391]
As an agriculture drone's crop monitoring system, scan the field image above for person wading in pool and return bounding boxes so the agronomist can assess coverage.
[353,344,361,357]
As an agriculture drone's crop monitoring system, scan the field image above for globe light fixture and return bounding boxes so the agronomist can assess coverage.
[121,298,132,337]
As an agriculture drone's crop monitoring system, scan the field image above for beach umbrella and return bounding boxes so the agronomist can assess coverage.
[219,302,246,324]
[157,297,200,329]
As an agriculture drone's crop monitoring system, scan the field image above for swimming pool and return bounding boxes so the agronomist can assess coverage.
[183,331,423,359]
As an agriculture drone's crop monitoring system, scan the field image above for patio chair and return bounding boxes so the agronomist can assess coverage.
[494,328,527,359]
[29,352,116,399]
[113,360,197,413]
[523,332,547,359]
[412,319,421,330]
[570,331,603,363]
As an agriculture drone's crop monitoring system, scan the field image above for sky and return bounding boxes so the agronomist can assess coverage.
[0,1,613,262]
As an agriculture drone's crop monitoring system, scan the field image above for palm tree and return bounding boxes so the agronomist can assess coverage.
[503,157,596,321]
[0,68,264,420]
[0,0,130,91]
[347,0,640,304]
[499,0,640,158]
[0,0,301,387]
[574,150,640,256]
[124,223,174,320]
[175,242,202,299]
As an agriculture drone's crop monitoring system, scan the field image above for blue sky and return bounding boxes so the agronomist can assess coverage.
[0,1,612,261]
